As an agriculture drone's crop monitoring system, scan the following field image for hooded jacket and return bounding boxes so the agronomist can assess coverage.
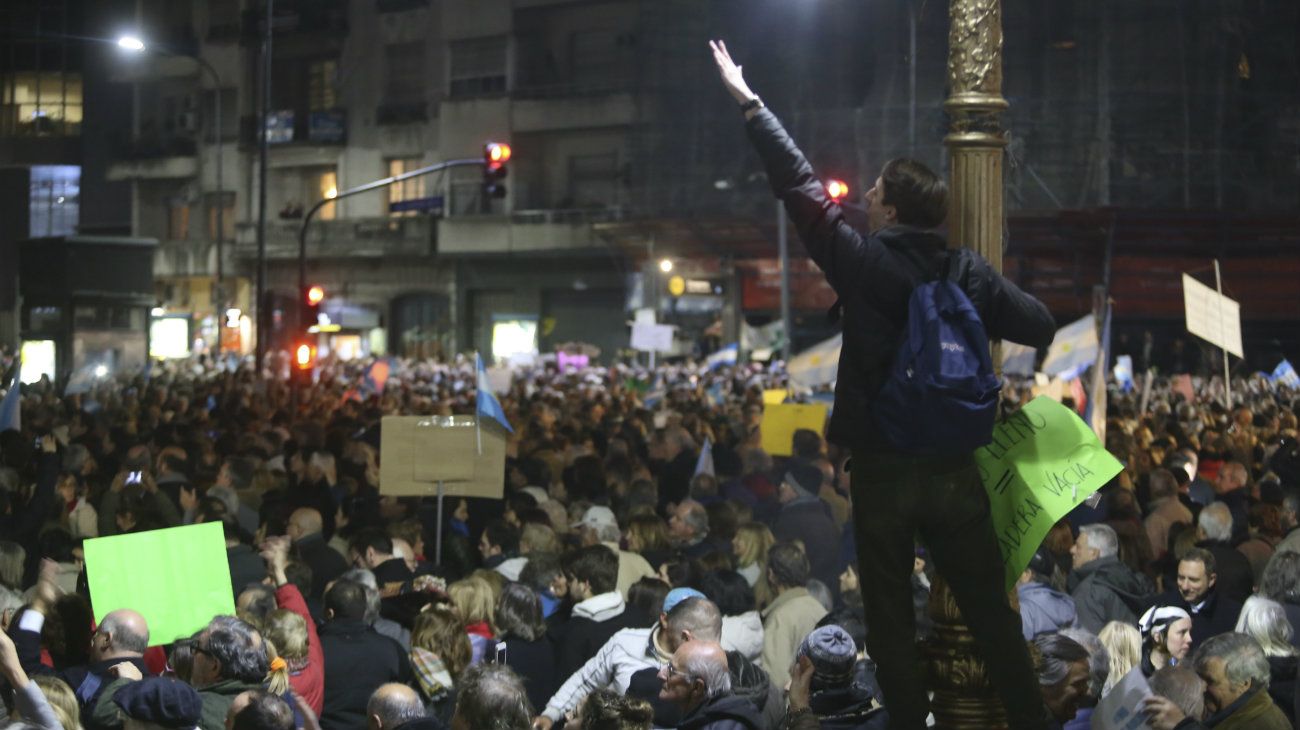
[556,591,648,678]
[541,625,665,722]
[1017,581,1078,639]
[743,108,1056,450]
[626,650,781,730]
[1068,556,1152,633]
[677,693,764,730]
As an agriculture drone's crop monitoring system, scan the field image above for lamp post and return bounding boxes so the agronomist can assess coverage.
[118,36,227,344]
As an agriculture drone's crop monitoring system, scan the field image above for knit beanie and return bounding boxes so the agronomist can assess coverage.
[796,624,857,689]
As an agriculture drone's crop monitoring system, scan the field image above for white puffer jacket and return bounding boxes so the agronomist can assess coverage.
[721,610,765,666]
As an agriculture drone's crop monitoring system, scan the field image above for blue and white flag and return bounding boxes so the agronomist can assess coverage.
[475,353,513,433]
[0,358,20,432]
[1272,359,1300,388]
[1001,342,1037,377]
[705,343,738,371]
[694,437,715,478]
[1113,355,1135,392]
[1042,314,1099,381]
[788,333,842,389]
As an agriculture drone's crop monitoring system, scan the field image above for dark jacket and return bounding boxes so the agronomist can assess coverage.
[806,685,889,730]
[1197,540,1254,605]
[1266,654,1297,726]
[774,497,842,594]
[498,635,556,715]
[198,678,264,730]
[678,693,764,730]
[318,618,411,730]
[627,650,781,730]
[292,532,348,602]
[1068,556,1153,633]
[227,543,267,597]
[553,603,647,680]
[1149,589,1242,648]
[744,108,1055,449]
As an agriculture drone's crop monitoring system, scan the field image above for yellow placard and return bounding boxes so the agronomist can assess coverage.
[668,275,686,297]
[760,402,829,457]
[762,389,788,405]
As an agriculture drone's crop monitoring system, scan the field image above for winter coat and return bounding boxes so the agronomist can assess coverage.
[722,611,765,665]
[743,107,1055,449]
[276,583,324,715]
[318,618,411,730]
[1017,581,1077,640]
[774,498,842,595]
[553,591,647,680]
[762,588,829,688]
[626,651,780,730]
[1197,540,1254,605]
[677,693,764,730]
[1149,589,1242,648]
[1266,654,1297,726]
[1202,686,1290,730]
[197,679,264,730]
[497,635,556,715]
[227,544,267,597]
[541,626,667,722]
[803,685,889,730]
[291,532,348,602]
[604,541,656,599]
[1067,556,1152,633]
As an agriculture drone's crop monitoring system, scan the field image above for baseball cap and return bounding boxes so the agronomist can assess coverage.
[571,505,618,533]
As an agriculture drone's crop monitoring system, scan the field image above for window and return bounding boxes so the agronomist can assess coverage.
[385,43,426,103]
[29,165,79,238]
[569,152,620,208]
[449,37,507,97]
[167,200,191,240]
[314,169,338,220]
[207,192,235,241]
[308,59,339,111]
[1,72,83,136]
[386,157,426,217]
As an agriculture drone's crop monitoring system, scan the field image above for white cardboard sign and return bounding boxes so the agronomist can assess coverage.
[631,323,674,352]
[1182,273,1243,358]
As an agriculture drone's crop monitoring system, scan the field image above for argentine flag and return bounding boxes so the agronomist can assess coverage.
[476,353,513,433]
[1272,359,1299,389]
[788,333,841,389]
[705,343,738,371]
[1042,314,1099,381]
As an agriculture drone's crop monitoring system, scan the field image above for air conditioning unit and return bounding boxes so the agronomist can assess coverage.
[175,111,198,132]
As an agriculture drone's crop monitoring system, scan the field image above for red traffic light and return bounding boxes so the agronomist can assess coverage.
[826,179,850,202]
[295,343,316,370]
[486,142,511,164]
[306,285,325,305]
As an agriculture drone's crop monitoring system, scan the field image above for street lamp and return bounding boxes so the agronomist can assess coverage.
[118,34,227,345]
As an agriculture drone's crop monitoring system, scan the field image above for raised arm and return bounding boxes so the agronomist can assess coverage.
[709,39,874,296]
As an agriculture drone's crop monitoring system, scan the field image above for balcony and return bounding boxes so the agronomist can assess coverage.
[511,91,636,133]
[106,136,198,180]
[233,216,434,259]
[436,208,625,255]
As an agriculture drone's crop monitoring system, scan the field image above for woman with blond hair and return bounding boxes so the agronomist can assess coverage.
[732,522,775,587]
[448,576,496,665]
[1098,621,1142,694]
[624,515,672,572]
[410,604,472,725]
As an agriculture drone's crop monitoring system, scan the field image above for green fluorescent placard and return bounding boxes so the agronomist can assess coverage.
[84,522,235,645]
[975,397,1123,591]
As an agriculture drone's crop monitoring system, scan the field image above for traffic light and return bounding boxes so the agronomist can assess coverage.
[291,340,316,387]
[826,179,850,202]
[483,142,511,199]
[302,284,324,331]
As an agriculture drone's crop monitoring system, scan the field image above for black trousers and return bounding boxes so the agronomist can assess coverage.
[850,448,1048,730]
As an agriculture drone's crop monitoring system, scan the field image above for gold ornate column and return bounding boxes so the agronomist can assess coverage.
[925,2,1012,728]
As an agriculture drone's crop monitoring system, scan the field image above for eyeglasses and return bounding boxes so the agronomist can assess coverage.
[662,663,696,682]
[193,644,214,658]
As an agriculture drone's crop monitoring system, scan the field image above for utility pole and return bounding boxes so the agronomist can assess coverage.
[254,0,273,369]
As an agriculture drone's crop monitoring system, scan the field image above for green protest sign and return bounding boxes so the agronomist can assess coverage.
[84,522,235,645]
[975,396,1123,591]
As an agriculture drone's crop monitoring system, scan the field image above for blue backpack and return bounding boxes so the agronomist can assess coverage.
[873,248,1001,454]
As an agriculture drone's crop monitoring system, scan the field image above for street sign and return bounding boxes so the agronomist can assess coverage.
[389,195,444,214]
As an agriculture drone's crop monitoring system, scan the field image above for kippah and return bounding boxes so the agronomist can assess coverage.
[113,677,203,729]
[662,587,705,614]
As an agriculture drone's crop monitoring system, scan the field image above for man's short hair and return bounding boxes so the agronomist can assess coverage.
[325,579,369,621]
[1058,627,1109,699]
[880,157,948,229]
[767,542,810,589]
[666,597,722,643]
[1148,469,1179,501]
[1032,633,1090,687]
[1149,666,1205,721]
[452,663,533,730]
[518,552,562,593]
[1181,547,1217,577]
[483,519,520,554]
[562,545,618,596]
[790,430,823,460]
[204,616,269,684]
[679,500,709,538]
[1198,503,1233,542]
[231,690,294,730]
[1079,524,1119,559]
[349,529,393,558]
[366,684,426,730]
[681,643,731,699]
[1191,633,1271,689]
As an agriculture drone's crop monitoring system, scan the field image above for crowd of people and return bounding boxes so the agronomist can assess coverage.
[0,346,1296,730]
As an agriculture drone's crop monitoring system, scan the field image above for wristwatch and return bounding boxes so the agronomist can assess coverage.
[739,97,764,112]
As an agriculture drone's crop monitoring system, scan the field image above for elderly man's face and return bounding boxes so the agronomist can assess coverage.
[1198,656,1250,715]
[657,656,704,710]
[1070,534,1099,570]
[1041,659,1090,723]
[190,632,221,688]
[668,506,693,541]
